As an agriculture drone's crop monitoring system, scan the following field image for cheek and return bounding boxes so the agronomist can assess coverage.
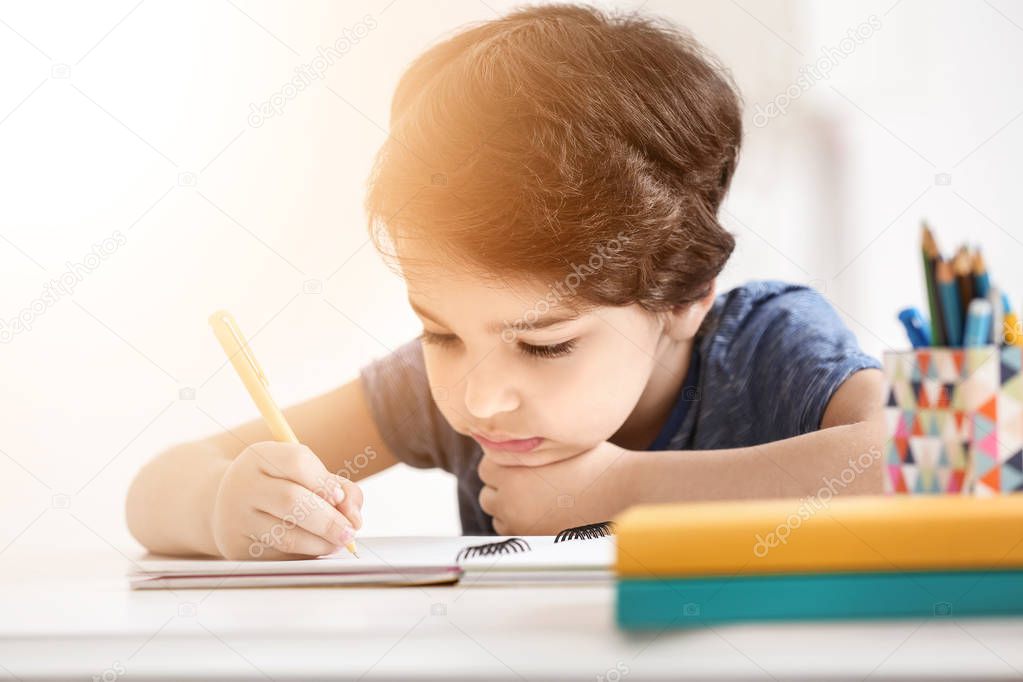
[539,340,656,444]
[422,350,464,426]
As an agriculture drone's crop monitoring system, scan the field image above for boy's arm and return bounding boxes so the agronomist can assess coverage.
[625,368,887,504]
[478,369,887,535]
[126,377,398,556]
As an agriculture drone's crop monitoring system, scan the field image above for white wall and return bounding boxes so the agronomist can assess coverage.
[2,0,1021,554]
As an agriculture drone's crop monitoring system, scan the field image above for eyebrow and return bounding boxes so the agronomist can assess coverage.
[409,299,582,334]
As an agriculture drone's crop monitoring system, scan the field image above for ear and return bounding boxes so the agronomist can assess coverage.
[661,280,717,341]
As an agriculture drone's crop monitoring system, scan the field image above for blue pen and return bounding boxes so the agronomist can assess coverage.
[898,307,931,348]
[964,299,993,348]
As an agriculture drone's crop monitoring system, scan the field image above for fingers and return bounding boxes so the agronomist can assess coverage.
[256,478,357,549]
[477,455,500,486]
[335,477,364,530]
[492,517,510,536]
[247,510,343,559]
[258,443,345,506]
[253,442,364,529]
[480,485,508,535]
[479,484,499,517]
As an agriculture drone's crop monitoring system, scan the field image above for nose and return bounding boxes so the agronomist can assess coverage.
[462,354,520,419]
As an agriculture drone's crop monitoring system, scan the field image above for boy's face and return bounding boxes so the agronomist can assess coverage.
[401,248,707,466]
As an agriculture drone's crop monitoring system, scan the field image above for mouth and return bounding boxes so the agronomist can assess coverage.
[470,430,544,453]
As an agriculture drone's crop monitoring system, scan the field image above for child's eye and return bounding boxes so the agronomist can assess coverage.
[518,339,576,359]
[421,330,575,360]
[420,330,459,348]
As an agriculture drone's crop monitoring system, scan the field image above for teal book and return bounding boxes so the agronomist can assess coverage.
[617,569,1023,629]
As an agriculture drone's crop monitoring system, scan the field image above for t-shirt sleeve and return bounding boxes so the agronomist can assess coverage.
[738,286,881,440]
[357,337,470,472]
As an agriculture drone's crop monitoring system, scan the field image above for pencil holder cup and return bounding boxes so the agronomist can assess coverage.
[882,346,1023,495]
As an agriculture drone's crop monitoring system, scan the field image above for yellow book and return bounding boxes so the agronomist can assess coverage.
[615,495,1023,577]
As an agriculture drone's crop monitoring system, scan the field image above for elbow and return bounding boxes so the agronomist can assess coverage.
[125,445,181,553]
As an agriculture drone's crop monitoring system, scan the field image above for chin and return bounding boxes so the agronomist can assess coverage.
[482,442,586,467]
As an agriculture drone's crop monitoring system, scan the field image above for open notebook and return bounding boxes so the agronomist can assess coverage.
[129,521,615,589]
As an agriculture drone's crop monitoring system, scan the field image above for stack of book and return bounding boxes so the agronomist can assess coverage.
[614,495,1023,629]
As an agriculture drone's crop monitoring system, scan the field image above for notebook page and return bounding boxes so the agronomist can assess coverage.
[135,536,495,577]
[133,534,615,579]
[458,535,615,572]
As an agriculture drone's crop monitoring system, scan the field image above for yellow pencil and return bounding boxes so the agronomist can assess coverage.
[208,310,359,558]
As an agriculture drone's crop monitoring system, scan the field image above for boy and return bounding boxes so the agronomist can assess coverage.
[127,4,885,560]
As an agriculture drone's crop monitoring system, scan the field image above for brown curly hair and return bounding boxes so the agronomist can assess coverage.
[365,3,741,310]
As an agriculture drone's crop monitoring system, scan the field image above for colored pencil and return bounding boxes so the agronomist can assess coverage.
[921,224,946,346]
[937,259,963,347]
[973,248,991,299]
[954,246,974,320]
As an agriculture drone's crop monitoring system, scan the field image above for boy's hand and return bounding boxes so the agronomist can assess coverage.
[477,441,636,536]
[211,441,363,560]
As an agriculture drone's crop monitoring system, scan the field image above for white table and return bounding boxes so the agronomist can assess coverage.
[3,545,1023,681]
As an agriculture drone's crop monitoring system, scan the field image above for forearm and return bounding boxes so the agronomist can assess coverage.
[625,420,886,505]
[126,442,232,557]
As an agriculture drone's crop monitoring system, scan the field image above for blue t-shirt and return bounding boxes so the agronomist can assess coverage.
[359,280,881,534]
